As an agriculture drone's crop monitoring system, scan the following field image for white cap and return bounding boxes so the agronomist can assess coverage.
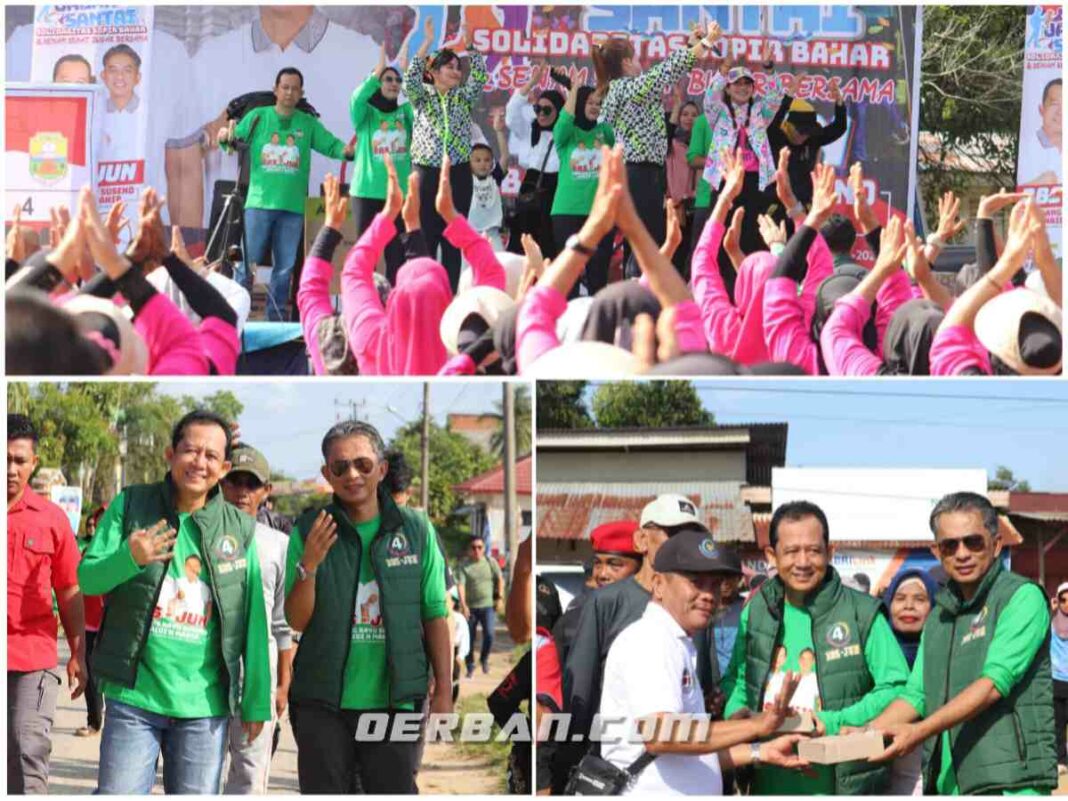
[457,252,526,299]
[439,286,515,355]
[525,341,641,378]
[639,493,707,531]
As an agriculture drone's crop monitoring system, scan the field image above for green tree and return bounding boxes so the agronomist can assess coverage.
[181,390,244,421]
[988,465,1032,493]
[591,381,714,428]
[489,385,532,457]
[536,381,593,431]
[389,422,495,526]
[919,7,1025,218]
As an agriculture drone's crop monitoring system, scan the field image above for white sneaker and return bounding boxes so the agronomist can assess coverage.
[1057,763,1067,776]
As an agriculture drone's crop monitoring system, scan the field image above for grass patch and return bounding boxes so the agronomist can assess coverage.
[454,692,519,794]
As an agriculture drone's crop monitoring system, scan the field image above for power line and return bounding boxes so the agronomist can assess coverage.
[711,409,1068,433]
[691,385,1068,404]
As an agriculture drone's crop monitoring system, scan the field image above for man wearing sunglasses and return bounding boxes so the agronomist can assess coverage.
[720,500,908,795]
[283,420,450,793]
[865,491,1057,794]
[220,445,295,794]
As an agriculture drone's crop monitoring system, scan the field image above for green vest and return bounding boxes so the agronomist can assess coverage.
[921,562,1057,795]
[744,567,890,795]
[289,488,429,709]
[91,477,256,716]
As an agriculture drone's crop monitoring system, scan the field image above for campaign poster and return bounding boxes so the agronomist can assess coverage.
[50,485,84,535]
[5,84,95,226]
[30,4,154,215]
[1016,5,1062,259]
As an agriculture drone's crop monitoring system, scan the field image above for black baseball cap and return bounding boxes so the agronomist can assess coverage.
[653,530,743,575]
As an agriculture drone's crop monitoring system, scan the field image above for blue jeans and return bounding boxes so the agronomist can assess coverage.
[96,699,228,794]
[242,207,304,321]
[466,606,496,670]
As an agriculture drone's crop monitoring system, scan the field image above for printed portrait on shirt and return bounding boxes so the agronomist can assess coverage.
[762,644,823,714]
[353,580,383,640]
[156,555,213,629]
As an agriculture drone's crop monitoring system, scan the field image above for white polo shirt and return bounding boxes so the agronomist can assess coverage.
[600,602,723,796]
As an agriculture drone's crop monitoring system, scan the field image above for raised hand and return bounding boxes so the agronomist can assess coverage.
[79,187,131,280]
[804,162,840,229]
[992,197,1040,282]
[520,232,544,279]
[757,671,800,737]
[848,161,878,233]
[872,214,908,279]
[705,21,723,44]
[435,154,456,223]
[49,205,70,249]
[724,207,745,263]
[6,203,25,263]
[662,200,683,260]
[322,173,350,232]
[375,41,388,78]
[217,118,236,146]
[757,213,787,248]
[760,37,774,65]
[581,146,623,242]
[301,510,339,572]
[904,220,931,283]
[775,147,800,214]
[46,202,89,282]
[170,225,194,266]
[128,519,178,566]
[126,187,169,270]
[720,147,746,205]
[401,173,421,232]
[383,153,404,221]
[935,190,966,242]
[104,200,127,245]
[977,188,1029,220]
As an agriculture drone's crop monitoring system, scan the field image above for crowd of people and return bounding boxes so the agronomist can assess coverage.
[6,411,530,794]
[536,492,1064,795]
[7,21,1061,376]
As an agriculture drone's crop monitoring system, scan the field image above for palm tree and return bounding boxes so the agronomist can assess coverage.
[490,385,531,457]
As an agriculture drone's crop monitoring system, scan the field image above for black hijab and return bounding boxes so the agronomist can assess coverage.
[812,273,877,351]
[574,86,597,132]
[581,281,661,348]
[492,305,520,375]
[369,66,401,113]
[531,90,564,147]
[879,299,944,376]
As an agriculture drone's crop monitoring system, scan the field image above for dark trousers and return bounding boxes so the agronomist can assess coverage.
[552,215,614,297]
[466,606,496,670]
[507,171,559,259]
[671,202,696,282]
[84,629,102,731]
[1055,679,1068,764]
[290,701,419,794]
[351,196,407,286]
[415,163,473,292]
[623,163,666,279]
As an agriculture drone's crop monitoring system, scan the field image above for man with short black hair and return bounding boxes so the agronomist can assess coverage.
[78,409,271,794]
[458,535,505,677]
[384,448,415,506]
[101,43,141,111]
[284,420,452,793]
[7,414,87,794]
[220,443,294,794]
[866,491,1057,794]
[720,499,909,795]
[52,53,93,84]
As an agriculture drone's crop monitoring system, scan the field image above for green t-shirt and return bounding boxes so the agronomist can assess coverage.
[550,111,615,216]
[80,497,271,721]
[231,105,348,214]
[350,75,414,201]
[687,113,712,209]
[723,599,909,795]
[285,513,447,711]
[459,554,502,609]
[898,583,1051,796]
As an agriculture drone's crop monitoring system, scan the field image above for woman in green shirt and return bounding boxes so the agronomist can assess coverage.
[550,83,615,296]
[350,44,415,285]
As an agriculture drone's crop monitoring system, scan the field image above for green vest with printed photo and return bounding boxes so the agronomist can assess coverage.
[921,562,1057,794]
[90,477,255,716]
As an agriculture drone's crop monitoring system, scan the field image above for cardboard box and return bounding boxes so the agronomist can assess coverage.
[776,710,817,734]
[797,730,885,764]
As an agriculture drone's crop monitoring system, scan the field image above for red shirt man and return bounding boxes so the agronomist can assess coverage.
[7,414,86,795]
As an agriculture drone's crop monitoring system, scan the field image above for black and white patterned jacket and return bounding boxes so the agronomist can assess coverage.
[404,50,489,167]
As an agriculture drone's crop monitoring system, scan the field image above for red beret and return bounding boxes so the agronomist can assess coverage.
[591,520,639,557]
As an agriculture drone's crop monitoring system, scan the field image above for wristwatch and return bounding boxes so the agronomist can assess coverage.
[565,234,595,257]
[749,742,762,767]
[295,561,316,582]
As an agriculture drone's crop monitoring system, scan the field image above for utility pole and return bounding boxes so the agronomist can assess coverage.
[503,383,518,571]
[420,383,430,511]
[334,398,365,422]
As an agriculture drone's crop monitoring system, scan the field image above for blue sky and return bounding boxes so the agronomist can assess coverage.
[586,380,1068,492]
[158,380,512,480]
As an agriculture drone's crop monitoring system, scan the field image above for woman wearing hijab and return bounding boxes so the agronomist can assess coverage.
[551,82,615,296]
[1053,582,1068,775]
[506,64,564,258]
[350,44,415,285]
[665,90,700,280]
[579,281,659,347]
[883,568,939,794]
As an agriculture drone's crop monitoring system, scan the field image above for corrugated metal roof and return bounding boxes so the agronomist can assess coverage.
[537,481,753,543]
[454,455,532,496]
[1009,492,1068,514]
[536,429,751,450]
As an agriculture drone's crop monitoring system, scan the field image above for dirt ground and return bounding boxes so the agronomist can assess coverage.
[47,623,517,795]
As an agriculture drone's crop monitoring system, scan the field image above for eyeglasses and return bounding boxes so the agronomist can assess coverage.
[936,534,988,558]
[224,474,264,491]
[381,75,401,85]
[328,457,377,478]
[1059,594,1068,604]
[535,104,555,116]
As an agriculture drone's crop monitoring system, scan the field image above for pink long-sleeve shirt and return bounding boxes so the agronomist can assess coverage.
[135,294,210,375]
[297,253,335,376]
[820,293,882,376]
[199,317,240,375]
[930,324,992,376]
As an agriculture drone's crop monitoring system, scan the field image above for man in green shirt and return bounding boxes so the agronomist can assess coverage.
[78,410,271,794]
[218,66,354,321]
[284,420,452,793]
[721,500,909,795]
[866,491,1057,795]
[457,536,504,677]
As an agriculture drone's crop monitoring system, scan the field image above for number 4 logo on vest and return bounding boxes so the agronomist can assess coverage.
[385,532,418,567]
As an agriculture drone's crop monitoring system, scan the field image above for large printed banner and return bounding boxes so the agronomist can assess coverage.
[1016,5,1062,260]
[6,5,919,250]
[743,548,940,597]
[4,85,96,224]
[29,4,155,212]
